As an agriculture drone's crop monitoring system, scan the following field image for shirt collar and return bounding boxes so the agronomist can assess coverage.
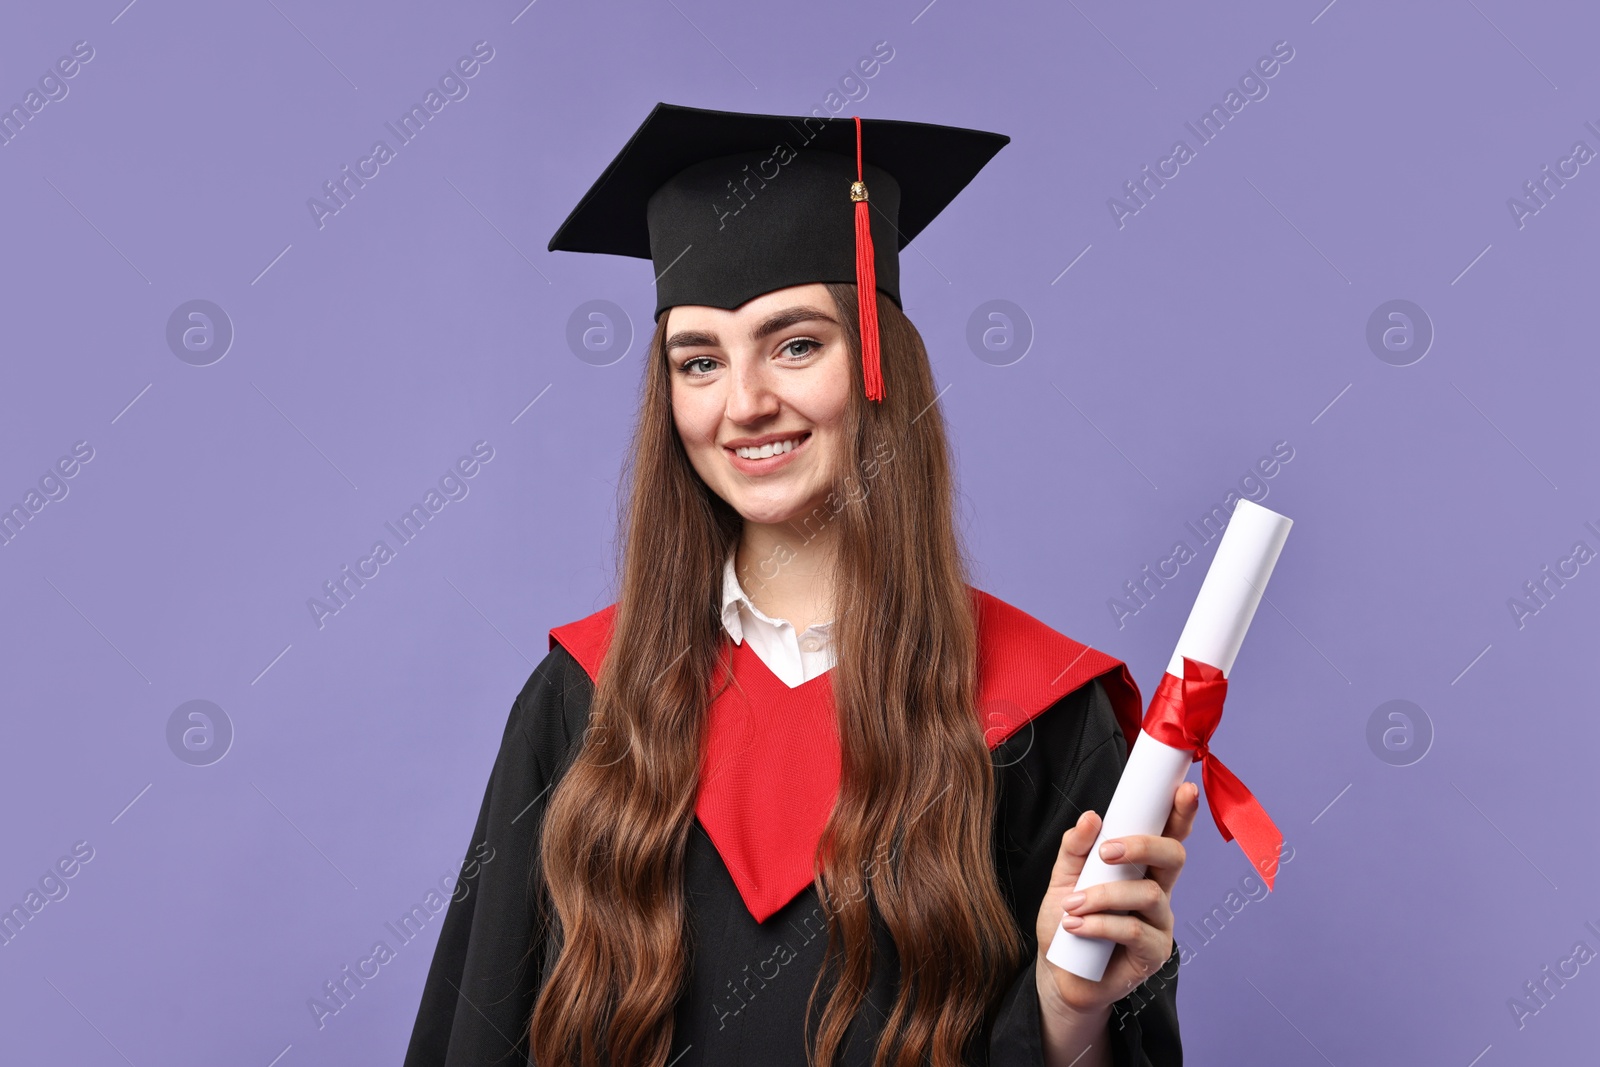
[720,551,835,643]
[719,553,746,645]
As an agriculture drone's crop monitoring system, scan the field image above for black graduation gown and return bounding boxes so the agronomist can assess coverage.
[403,630,1182,1067]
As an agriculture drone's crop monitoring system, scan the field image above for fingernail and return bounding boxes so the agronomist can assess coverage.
[1100,841,1125,861]
[1063,891,1086,910]
[1061,914,1084,929]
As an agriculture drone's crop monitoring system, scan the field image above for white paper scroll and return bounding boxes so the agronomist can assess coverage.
[1045,498,1293,981]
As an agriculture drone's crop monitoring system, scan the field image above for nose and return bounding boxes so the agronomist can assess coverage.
[725,351,780,424]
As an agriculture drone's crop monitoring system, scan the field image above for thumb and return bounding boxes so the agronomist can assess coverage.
[1049,808,1103,891]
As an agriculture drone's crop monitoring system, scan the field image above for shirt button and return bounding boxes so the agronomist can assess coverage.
[801,636,821,653]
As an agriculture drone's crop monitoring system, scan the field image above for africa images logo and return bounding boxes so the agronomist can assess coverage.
[306,41,495,230]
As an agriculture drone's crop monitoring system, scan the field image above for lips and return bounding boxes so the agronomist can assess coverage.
[730,433,808,459]
[725,431,811,475]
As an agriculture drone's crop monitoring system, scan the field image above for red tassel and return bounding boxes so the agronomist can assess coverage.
[851,115,884,402]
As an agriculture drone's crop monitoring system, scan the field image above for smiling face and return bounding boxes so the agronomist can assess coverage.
[666,283,852,528]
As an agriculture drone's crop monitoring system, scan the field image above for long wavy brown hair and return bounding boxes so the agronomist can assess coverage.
[530,282,1025,1067]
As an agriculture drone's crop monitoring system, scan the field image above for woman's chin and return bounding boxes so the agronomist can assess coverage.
[730,492,830,530]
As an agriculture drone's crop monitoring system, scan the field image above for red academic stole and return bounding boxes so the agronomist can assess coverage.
[549,589,1143,924]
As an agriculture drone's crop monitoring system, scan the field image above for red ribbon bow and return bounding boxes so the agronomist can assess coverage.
[1141,656,1285,889]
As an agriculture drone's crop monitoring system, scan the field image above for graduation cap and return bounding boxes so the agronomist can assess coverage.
[547,102,1009,402]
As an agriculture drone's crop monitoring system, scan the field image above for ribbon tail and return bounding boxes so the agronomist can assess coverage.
[1200,755,1285,890]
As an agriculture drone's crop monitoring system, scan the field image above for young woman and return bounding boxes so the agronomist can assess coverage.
[405,105,1195,1067]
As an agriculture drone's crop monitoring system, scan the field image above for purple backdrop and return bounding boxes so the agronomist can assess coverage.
[2,0,1596,1063]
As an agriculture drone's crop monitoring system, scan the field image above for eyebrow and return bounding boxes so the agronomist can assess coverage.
[664,305,838,353]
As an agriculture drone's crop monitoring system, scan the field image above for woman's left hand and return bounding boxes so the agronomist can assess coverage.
[1033,780,1201,1019]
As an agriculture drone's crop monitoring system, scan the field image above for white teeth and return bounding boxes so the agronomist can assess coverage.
[734,436,802,460]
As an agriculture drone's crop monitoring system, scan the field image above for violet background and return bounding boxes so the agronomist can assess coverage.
[2,0,1596,1064]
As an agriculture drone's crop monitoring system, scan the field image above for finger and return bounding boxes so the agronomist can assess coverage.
[1063,878,1172,932]
[1097,834,1188,893]
[1049,808,1102,888]
[1162,780,1202,843]
[1055,909,1152,951]
[1098,834,1186,871]
[1055,911,1172,978]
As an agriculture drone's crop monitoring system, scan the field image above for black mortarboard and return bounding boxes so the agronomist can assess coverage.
[547,102,1009,402]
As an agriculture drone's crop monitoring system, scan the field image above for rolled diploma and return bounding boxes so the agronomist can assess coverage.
[1045,498,1292,981]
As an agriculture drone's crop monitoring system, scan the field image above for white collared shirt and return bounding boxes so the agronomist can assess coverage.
[719,553,836,688]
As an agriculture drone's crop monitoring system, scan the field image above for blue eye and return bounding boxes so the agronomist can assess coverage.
[782,339,819,358]
[681,356,718,375]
